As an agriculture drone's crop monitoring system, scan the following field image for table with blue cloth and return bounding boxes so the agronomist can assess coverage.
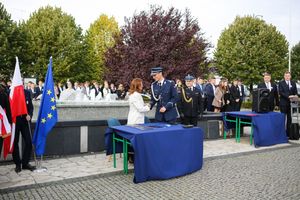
[105,123,204,183]
[223,111,288,147]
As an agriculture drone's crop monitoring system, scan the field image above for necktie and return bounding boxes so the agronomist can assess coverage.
[158,82,162,89]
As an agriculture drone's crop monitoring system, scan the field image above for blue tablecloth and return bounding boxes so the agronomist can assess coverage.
[223,111,288,146]
[105,123,204,183]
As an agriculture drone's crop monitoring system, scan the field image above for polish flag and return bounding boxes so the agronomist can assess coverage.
[3,57,28,158]
[0,105,11,137]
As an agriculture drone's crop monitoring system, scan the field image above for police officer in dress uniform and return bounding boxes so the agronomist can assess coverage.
[177,75,203,126]
[150,66,179,123]
[13,89,36,173]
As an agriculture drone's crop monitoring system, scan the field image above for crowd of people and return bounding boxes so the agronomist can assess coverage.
[20,80,128,102]
[0,67,299,173]
[126,68,298,141]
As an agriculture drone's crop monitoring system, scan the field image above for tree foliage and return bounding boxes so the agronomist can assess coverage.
[0,2,23,80]
[214,16,288,86]
[21,6,86,82]
[105,6,210,87]
[84,15,119,81]
[291,42,300,81]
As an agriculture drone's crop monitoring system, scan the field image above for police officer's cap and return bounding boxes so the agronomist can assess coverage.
[150,66,163,76]
[185,74,195,81]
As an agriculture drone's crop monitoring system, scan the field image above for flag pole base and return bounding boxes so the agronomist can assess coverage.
[33,167,47,173]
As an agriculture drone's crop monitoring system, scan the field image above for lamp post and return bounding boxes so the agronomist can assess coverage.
[288,0,292,72]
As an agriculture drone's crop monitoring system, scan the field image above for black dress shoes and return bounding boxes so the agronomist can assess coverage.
[15,165,21,173]
[22,164,36,171]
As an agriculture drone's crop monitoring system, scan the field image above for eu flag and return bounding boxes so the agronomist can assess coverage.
[33,57,58,156]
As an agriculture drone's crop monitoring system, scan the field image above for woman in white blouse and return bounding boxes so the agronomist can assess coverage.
[127,78,150,125]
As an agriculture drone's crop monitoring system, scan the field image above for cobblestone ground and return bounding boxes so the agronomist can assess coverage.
[1,146,300,200]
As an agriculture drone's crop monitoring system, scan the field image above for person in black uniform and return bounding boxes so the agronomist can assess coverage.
[278,71,298,138]
[0,83,12,156]
[177,75,203,126]
[150,66,179,123]
[257,72,279,111]
[13,89,35,173]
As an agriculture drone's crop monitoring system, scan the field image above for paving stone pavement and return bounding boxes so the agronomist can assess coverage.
[0,135,293,190]
[0,143,300,199]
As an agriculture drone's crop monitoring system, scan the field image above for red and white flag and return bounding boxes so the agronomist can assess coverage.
[0,105,11,137]
[3,57,28,158]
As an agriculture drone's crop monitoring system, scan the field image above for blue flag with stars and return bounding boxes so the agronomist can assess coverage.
[33,57,58,156]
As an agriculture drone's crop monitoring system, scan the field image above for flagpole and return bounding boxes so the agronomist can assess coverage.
[27,120,38,168]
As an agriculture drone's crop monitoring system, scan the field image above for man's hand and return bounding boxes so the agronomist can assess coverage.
[159,107,166,113]
[2,133,11,138]
[26,115,31,121]
[235,99,240,102]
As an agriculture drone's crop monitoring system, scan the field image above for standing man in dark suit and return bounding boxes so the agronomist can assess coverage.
[13,89,36,173]
[204,76,216,112]
[237,79,245,111]
[150,66,179,123]
[35,80,44,98]
[196,76,207,111]
[278,71,298,138]
[257,73,279,111]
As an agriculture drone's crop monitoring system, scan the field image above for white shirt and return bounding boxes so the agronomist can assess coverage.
[127,92,150,125]
[265,82,271,91]
[238,85,242,96]
[158,79,165,86]
[212,83,216,95]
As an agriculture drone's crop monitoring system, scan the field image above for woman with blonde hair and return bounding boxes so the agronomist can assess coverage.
[127,78,150,125]
[212,80,226,112]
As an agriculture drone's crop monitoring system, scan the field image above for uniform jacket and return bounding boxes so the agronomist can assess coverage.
[150,79,179,122]
[177,86,203,117]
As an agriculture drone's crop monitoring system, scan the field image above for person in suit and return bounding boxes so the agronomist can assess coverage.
[28,81,37,100]
[257,73,279,111]
[150,66,179,123]
[13,89,36,173]
[196,76,207,111]
[204,76,216,112]
[116,84,127,100]
[278,71,298,138]
[35,80,44,98]
[230,78,240,111]
[177,75,203,126]
[237,79,245,111]
[127,78,150,125]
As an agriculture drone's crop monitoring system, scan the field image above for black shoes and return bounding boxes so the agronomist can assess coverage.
[22,164,36,171]
[15,165,21,173]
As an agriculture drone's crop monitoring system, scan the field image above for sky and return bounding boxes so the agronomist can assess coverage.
[1,0,300,57]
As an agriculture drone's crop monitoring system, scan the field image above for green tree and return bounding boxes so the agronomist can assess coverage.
[291,42,300,81]
[0,3,23,80]
[21,6,86,82]
[84,14,119,81]
[214,16,288,88]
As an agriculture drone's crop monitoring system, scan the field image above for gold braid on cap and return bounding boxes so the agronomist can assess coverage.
[182,87,192,103]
